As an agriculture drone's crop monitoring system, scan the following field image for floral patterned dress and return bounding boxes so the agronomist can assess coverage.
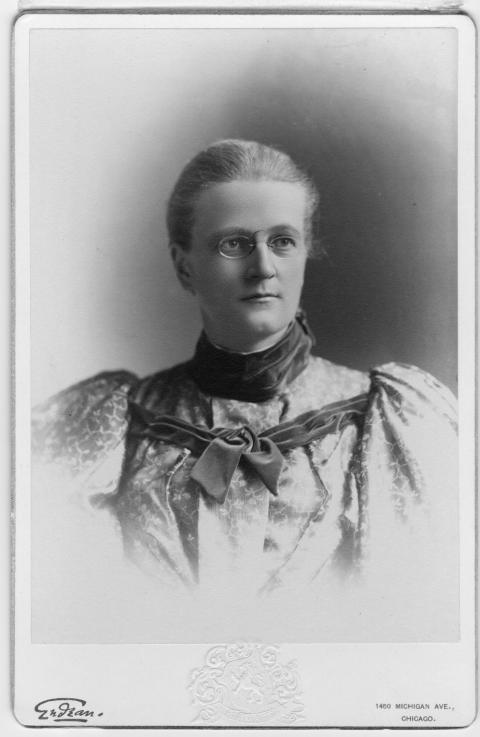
[31,356,458,642]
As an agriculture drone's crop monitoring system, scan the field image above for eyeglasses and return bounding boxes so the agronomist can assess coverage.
[216,232,301,259]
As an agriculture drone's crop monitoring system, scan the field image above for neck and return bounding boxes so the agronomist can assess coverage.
[187,312,314,402]
[207,327,290,355]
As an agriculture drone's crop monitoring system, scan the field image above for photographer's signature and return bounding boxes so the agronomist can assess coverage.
[34,698,103,723]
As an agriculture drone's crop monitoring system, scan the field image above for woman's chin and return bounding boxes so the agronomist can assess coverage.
[203,306,294,353]
[226,318,289,352]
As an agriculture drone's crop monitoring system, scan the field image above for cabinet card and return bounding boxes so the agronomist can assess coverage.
[13,7,476,730]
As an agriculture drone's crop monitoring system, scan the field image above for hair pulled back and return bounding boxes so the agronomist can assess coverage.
[166,139,320,252]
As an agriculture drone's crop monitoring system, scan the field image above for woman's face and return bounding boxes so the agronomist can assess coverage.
[172,179,308,353]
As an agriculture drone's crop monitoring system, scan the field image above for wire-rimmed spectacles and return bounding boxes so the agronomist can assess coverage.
[216,232,301,259]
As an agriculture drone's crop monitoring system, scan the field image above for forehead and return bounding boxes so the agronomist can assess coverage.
[192,180,307,239]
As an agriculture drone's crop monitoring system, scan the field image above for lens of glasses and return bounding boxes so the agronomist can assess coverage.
[268,236,298,257]
[217,235,253,259]
[217,234,299,259]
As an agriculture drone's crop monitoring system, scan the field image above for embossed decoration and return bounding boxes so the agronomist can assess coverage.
[189,643,304,724]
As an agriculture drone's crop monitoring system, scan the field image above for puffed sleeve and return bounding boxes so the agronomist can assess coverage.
[351,362,459,638]
[32,370,139,503]
[31,371,152,643]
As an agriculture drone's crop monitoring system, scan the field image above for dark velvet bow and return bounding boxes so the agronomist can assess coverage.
[128,394,368,503]
[189,427,284,503]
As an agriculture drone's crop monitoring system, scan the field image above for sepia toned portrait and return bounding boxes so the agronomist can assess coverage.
[24,20,464,642]
[12,8,478,730]
[24,19,463,647]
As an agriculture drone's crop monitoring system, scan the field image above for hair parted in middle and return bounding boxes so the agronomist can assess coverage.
[166,139,322,255]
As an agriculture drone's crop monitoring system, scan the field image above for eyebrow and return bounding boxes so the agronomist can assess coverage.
[205,225,302,247]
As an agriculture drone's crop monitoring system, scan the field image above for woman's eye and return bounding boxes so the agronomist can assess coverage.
[218,236,250,257]
[271,236,297,253]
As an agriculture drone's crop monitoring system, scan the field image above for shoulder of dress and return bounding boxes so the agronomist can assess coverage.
[368,361,457,423]
[130,361,192,405]
[32,370,140,462]
[33,369,139,417]
[63,369,138,396]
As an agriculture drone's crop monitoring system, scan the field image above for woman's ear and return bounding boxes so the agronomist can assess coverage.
[170,243,195,294]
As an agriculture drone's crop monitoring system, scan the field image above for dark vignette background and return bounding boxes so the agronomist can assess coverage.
[224,40,457,389]
[30,28,457,401]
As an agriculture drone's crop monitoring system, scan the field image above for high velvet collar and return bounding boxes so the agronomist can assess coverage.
[187,311,314,403]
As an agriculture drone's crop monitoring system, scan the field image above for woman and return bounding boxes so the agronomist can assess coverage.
[33,140,457,638]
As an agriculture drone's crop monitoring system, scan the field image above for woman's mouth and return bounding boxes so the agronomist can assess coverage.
[242,293,279,302]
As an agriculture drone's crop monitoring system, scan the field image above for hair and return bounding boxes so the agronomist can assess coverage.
[166,139,321,254]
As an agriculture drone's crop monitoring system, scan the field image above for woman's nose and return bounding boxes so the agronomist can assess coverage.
[246,242,276,279]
